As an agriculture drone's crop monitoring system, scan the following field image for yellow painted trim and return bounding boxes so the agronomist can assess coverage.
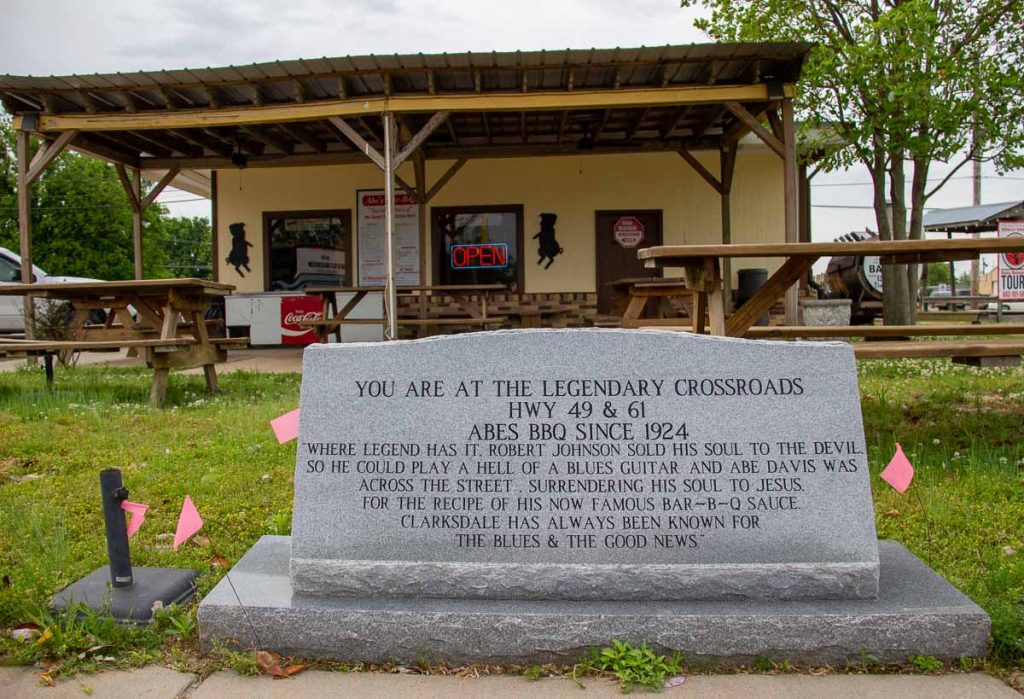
[32,84,794,132]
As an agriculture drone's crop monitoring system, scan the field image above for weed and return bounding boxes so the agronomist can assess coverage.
[584,640,683,693]
[522,665,546,681]
[909,654,944,673]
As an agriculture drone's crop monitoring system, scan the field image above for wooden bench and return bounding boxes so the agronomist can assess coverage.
[852,338,1024,366]
[742,324,1024,339]
[0,336,250,393]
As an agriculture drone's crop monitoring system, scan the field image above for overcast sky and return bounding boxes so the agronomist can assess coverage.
[1,0,1020,268]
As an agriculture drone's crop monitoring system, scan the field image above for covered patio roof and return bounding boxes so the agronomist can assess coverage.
[1,43,810,170]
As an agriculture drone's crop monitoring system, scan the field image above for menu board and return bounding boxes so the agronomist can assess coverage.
[357,189,420,286]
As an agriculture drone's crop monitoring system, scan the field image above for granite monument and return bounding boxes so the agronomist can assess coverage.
[200,329,990,664]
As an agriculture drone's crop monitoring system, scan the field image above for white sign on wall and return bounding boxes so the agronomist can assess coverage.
[998,221,1024,301]
[357,189,420,286]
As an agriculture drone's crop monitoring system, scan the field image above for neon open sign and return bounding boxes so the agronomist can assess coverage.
[450,243,509,270]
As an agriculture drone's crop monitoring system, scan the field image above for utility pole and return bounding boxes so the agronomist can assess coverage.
[970,141,982,297]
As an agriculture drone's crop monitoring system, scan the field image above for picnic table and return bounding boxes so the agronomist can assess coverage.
[637,237,1024,338]
[301,284,507,342]
[0,279,245,405]
[606,277,692,325]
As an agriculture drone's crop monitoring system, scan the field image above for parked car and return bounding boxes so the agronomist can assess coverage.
[0,247,103,334]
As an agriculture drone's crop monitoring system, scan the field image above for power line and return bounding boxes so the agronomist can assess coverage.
[812,175,1024,187]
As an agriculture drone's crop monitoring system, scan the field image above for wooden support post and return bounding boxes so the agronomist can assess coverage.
[16,129,33,339]
[781,98,800,326]
[131,168,143,279]
[704,257,726,336]
[720,145,737,313]
[382,113,398,341]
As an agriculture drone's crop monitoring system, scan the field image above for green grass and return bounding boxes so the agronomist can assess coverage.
[0,358,1022,674]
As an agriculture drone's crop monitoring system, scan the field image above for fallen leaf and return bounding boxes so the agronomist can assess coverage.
[209,555,230,569]
[255,650,288,678]
[38,672,55,687]
[883,509,901,518]
[192,536,211,548]
[36,628,53,645]
[14,621,41,631]
[280,664,310,678]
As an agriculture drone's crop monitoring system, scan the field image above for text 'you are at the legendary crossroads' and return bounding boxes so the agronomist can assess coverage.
[300,377,865,554]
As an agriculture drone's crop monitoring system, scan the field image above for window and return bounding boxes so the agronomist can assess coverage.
[263,210,352,291]
[432,205,523,289]
[0,255,20,283]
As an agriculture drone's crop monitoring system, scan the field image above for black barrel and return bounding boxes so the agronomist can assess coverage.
[99,468,133,588]
[736,268,770,326]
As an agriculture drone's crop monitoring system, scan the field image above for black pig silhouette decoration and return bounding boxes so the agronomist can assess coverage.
[533,213,562,269]
[226,222,253,277]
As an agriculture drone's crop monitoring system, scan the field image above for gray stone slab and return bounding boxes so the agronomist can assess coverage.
[291,329,878,601]
[198,536,990,666]
[0,666,196,698]
[189,671,1021,699]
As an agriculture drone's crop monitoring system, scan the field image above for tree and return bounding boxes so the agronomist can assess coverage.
[681,0,1024,324]
[161,216,212,279]
[0,113,172,279]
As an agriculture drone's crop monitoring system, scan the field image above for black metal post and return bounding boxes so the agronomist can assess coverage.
[43,352,54,386]
[99,468,133,588]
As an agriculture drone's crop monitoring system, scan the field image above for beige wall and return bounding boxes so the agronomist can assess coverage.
[214,148,786,294]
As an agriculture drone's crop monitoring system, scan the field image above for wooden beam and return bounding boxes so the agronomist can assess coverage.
[328,116,385,168]
[16,129,33,337]
[425,158,468,202]
[26,130,78,184]
[130,167,143,278]
[659,105,692,140]
[139,135,724,170]
[242,125,294,154]
[677,148,722,194]
[781,97,800,326]
[28,84,795,132]
[393,111,450,167]
[278,123,325,153]
[723,101,784,158]
[141,167,181,209]
[171,128,233,158]
[724,255,815,337]
[115,164,141,212]
[720,145,737,312]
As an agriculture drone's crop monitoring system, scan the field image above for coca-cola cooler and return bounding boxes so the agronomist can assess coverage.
[225,291,383,346]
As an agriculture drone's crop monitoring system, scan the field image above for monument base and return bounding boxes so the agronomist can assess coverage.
[198,537,989,666]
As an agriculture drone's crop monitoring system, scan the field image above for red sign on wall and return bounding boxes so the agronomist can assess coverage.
[450,243,509,269]
[280,295,322,345]
[613,216,645,248]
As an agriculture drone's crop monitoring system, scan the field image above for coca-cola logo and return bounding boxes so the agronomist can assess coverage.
[283,310,322,325]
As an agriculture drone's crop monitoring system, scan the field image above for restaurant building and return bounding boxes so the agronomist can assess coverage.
[0,43,812,343]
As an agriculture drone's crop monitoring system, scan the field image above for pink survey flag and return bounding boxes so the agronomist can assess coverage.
[120,500,149,538]
[271,409,300,444]
[881,443,915,493]
[173,496,204,550]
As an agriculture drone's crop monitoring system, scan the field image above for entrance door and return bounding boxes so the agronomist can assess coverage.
[595,210,663,314]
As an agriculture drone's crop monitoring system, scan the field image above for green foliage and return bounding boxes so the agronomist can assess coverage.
[162,216,212,279]
[584,640,683,692]
[908,654,944,673]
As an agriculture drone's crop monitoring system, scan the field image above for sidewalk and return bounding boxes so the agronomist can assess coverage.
[0,666,1018,698]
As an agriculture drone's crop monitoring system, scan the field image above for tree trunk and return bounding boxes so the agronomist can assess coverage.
[883,155,913,325]
[869,147,909,326]
[907,157,930,324]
